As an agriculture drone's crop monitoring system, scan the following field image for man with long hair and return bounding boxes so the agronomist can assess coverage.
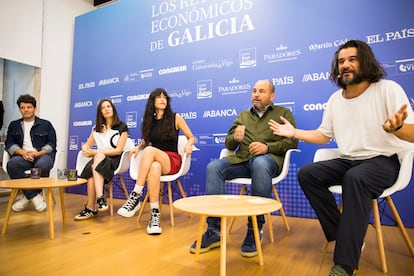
[269,40,414,275]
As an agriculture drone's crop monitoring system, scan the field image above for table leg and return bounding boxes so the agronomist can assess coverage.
[59,187,66,224]
[47,188,55,240]
[251,215,264,265]
[220,217,227,276]
[1,189,18,235]
[195,215,206,260]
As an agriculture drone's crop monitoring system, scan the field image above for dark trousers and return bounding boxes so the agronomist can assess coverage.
[297,154,400,269]
[7,155,54,199]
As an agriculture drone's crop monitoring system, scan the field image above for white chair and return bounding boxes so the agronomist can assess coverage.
[2,150,10,175]
[2,151,12,196]
[75,139,133,216]
[314,148,414,273]
[130,135,196,226]
[3,150,58,175]
[221,148,301,241]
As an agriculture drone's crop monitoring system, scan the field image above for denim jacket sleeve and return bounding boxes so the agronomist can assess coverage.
[31,117,57,154]
[5,119,23,156]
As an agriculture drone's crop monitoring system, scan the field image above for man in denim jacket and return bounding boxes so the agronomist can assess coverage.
[5,94,57,212]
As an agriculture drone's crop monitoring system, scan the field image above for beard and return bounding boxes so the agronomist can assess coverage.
[340,71,363,86]
[253,102,266,112]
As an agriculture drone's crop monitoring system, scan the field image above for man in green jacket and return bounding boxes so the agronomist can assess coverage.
[190,79,298,257]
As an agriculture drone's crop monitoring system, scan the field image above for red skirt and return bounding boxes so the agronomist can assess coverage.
[165,151,182,174]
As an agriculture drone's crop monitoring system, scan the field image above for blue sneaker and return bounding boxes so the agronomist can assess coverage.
[240,228,263,257]
[190,229,220,254]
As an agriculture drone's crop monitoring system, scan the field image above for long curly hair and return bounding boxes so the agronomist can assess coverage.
[141,88,176,144]
[95,99,121,133]
[330,39,386,89]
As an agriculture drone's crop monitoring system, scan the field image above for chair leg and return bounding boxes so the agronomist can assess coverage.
[228,185,247,234]
[137,192,149,223]
[159,182,165,212]
[176,179,191,220]
[118,175,129,199]
[372,199,387,273]
[338,201,343,213]
[167,181,174,226]
[385,196,414,256]
[176,179,186,198]
[266,213,274,242]
[321,241,329,253]
[272,186,289,231]
[109,181,114,216]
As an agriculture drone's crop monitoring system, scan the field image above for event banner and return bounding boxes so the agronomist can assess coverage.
[68,0,414,225]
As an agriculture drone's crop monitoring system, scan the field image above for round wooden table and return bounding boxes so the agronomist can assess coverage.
[173,195,282,276]
[0,177,87,239]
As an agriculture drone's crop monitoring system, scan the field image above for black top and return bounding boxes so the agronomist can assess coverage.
[149,113,178,152]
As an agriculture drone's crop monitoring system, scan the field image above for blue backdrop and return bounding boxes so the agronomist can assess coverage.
[67,0,414,226]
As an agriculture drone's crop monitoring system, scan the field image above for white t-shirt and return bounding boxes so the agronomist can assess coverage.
[318,79,414,160]
[22,121,36,151]
[91,122,133,151]
[93,125,122,151]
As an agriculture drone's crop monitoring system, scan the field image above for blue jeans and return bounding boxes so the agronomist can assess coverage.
[206,154,279,230]
[7,155,54,199]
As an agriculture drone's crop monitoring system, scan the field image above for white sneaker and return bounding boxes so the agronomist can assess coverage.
[31,194,47,212]
[12,195,30,212]
[117,191,141,218]
[147,208,162,235]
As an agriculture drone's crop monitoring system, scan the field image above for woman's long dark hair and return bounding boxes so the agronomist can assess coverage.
[95,99,121,132]
[141,88,176,143]
[330,39,386,89]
